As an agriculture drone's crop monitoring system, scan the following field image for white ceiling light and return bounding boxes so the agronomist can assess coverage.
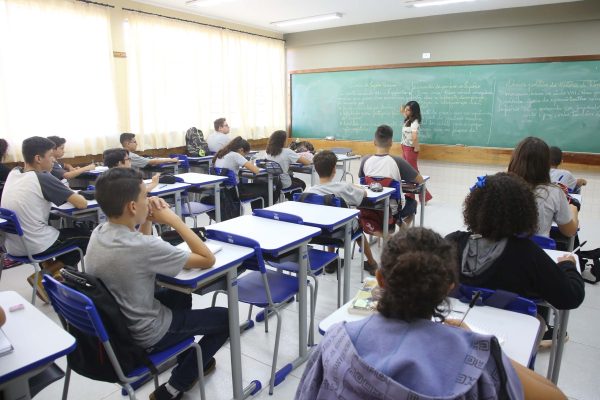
[271,13,343,27]
[186,0,237,7]
[412,0,476,8]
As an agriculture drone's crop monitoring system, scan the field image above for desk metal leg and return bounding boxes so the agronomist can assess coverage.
[268,174,274,206]
[383,197,390,245]
[342,223,353,304]
[174,192,182,218]
[547,309,569,384]
[214,185,221,223]
[298,243,308,356]
[419,183,426,227]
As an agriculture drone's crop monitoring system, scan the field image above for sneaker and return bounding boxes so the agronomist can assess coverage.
[324,259,343,274]
[149,383,183,400]
[27,272,49,303]
[203,357,216,376]
[539,326,569,349]
[363,261,378,276]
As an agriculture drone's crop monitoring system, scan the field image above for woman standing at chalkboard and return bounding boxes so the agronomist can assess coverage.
[401,101,432,202]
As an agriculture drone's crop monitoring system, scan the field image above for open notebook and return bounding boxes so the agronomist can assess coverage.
[0,329,14,357]
[205,242,223,255]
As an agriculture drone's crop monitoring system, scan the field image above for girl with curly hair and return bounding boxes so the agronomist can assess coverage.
[446,172,584,310]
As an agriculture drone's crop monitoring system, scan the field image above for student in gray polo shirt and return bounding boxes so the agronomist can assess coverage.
[85,168,228,400]
[119,133,178,169]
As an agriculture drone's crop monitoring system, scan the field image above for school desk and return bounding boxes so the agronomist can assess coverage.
[263,201,360,304]
[335,154,361,183]
[155,241,259,400]
[361,186,395,242]
[318,296,540,367]
[402,175,430,226]
[0,291,76,400]
[175,173,227,222]
[144,180,191,218]
[205,216,321,387]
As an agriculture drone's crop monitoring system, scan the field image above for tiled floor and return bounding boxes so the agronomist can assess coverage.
[1,158,599,400]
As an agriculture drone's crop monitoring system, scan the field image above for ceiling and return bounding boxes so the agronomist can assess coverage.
[131,0,582,34]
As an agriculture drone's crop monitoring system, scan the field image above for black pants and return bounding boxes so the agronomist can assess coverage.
[239,182,275,209]
[282,177,306,200]
[34,227,90,267]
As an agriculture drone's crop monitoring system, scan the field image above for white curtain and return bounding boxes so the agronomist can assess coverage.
[0,0,118,162]
[125,11,286,150]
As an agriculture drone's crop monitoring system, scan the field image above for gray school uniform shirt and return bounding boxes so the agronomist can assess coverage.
[550,168,577,191]
[85,222,190,348]
[214,151,248,185]
[265,148,300,189]
[128,151,150,169]
[306,182,365,234]
[207,132,231,153]
[534,184,572,237]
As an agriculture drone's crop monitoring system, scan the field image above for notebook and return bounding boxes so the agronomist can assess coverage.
[205,242,223,254]
[0,328,14,357]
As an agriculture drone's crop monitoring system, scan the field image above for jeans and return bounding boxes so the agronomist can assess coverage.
[149,289,230,391]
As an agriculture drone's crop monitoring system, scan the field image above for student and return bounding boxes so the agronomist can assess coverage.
[359,124,423,227]
[508,136,578,238]
[549,146,587,194]
[47,136,96,184]
[119,133,178,169]
[213,136,274,209]
[1,137,89,302]
[297,227,567,400]
[85,168,229,400]
[306,150,379,275]
[400,100,432,202]
[102,148,159,193]
[0,139,10,199]
[207,118,232,153]
[265,130,311,194]
[446,173,584,347]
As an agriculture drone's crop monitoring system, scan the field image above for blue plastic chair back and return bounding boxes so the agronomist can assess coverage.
[292,192,342,207]
[359,176,402,200]
[255,159,284,175]
[454,284,538,316]
[0,208,24,236]
[169,154,190,170]
[252,209,303,224]
[531,235,557,250]
[206,229,265,272]
[211,167,237,187]
[43,275,110,341]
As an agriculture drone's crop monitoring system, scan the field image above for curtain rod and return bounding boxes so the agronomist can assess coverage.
[77,0,114,7]
[122,8,285,42]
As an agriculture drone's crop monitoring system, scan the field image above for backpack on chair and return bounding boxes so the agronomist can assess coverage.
[579,248,600,284]
[358,176,397,236]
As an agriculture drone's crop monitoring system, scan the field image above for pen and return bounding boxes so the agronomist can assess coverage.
[570,240,587,255]
[458,291,481,328]
[157,184,168,189]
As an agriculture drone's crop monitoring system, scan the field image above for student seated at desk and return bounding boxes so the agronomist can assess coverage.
[47,136,96,185]
[446,173,584,347]
[296,227,567,400]
[207,117,232,153]
[103,148,159,191]
[549,146,587,194]
[265,130,311,194]
[1,137,89,303]
[86,168,228,400]
[0,139,10,198]
[508,137,578,239]
[213,136,272,209]
[305,150,379,276]
[120,133,178,170]
[358,124,423,227]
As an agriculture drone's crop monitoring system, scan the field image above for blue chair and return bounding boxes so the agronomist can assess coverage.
[256,159,303,202]
[169,154,191,173]
[180,191,215,227]
[252,208,338,345]
[211,167,264,214]
[531,235,557,250]
[206,229,301,394]
[0,208,85,304]
[292,192,364,306]
[42,275,206,400]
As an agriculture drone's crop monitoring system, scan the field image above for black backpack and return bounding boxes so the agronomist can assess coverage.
[579,248,600,284]
[58,269,157,382]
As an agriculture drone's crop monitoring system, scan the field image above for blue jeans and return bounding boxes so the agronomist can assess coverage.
[149,289,229,391]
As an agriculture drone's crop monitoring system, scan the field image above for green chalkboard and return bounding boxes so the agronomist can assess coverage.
[291,60,600,153]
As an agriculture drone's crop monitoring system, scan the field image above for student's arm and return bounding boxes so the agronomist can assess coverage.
[243,160,261,174]
[576,178,587,188]
[63,163,95,180]
[0,306,5,327]
[67,193,88,209]
[557,204,578,237]
[148,198,215,269]
[146,158,178,166]
[510,360,567,400]
[146,173,160,192]
[297,156,311,166]
[39,172,87,209]
[530,249,584,310]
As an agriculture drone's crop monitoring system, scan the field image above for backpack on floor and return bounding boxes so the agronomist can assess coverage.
[578,248,600,284]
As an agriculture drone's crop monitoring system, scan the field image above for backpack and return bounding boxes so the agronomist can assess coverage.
[200,168,241,221]
[58,269,158,382]
[185,127,209,157]
[358,177,397,235]
[578,248,600,284]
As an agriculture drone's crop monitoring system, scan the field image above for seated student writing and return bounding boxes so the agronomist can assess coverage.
[446,173,584,347]
[508,137,578,238]
[265,130,311,194]
[103,148,159,191]
[549,146,587,194]
[1,136,89,303]
[213,136,274,209]
[358,124,423,228]
[119,133,178,170]
[305,150,379,276]
[85,168,229,400]
[47,136,96,185]
[296,227,567,400]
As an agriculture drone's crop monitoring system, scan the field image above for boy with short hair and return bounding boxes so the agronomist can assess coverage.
[46,136,96,183]
[359,124,424,227]
[207,118,231,153]
[550,146,587,193]
[85,167,228,400]
[1,136,89,302]
[119,133,178,169]
[306,150,379,275]
[102,148,131,168]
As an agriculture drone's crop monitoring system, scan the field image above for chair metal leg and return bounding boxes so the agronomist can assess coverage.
[247,304,253,322]
[192,342,206,400]
[61,365,71,400]
[336,257,342,307]
[153,374,159,389]
[77,249,85,272]
[308,280,316,346]
[31,264,40,305]
[264,306,269,333]
[123,383,136,400]
[268,310,282,395]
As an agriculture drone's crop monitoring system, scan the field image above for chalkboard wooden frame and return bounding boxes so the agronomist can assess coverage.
[288,55,600,165]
